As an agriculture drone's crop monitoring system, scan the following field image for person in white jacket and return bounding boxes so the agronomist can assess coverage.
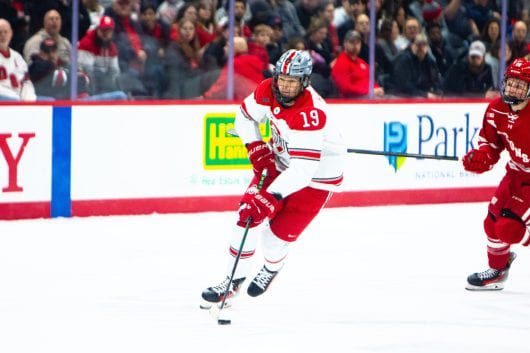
[0,19,36,101]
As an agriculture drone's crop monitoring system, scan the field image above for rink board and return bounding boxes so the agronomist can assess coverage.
[0,100,503,219]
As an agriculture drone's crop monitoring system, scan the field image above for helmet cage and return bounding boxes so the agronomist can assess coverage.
[501,58,530,105]
[272,50,312,106]
[501,77,530,105]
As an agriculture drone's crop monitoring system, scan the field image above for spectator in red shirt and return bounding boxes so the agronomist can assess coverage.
[172,3,198,33]
[77,15,127,99]
[248,24,273,74]
[204,36,263,100]
[196,0,217,48]
[331,30,384,98]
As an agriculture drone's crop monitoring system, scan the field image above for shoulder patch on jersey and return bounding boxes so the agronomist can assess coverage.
[288,107,327,131]
[487,96,506,111]
[253,78,274,106]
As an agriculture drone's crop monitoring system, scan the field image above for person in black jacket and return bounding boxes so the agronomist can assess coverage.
[0,0,29,54]
[28,37,89,99]
[443,40,497,98]
[386,33,442,98]
[139,1,172,98]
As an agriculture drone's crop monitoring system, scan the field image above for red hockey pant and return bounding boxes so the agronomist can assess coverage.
[485,171,530,269]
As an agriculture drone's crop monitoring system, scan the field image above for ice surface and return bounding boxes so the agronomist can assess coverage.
[0,202,529,353]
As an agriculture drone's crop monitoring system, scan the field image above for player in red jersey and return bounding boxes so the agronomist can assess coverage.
[464,58,530,290]
[201,49,345,308]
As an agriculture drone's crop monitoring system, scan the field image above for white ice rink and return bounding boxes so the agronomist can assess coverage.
[1,202,529,353]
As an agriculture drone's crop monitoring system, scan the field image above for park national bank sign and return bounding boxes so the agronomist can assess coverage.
[203,113,270,170]
[383,112,479,172]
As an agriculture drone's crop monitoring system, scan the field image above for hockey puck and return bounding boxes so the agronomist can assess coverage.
[218,319,231,325]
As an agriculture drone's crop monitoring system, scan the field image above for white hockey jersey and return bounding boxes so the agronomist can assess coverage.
[0,48,36,101]
[235,78,345,197]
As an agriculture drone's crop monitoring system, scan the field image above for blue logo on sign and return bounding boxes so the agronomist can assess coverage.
[384,122,407,171]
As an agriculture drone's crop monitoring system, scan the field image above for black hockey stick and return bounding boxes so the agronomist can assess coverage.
[346,148,459,161]
[225,128,459,161]
[212,171,267,325]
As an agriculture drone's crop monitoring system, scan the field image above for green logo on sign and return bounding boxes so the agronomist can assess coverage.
[204,113,270,170]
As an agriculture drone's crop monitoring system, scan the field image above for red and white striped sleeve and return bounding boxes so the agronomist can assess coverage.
[478,100,505,152]
[234,79,273,144]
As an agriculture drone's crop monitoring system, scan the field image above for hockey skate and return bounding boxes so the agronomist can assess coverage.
[200,277,245,309]
[247,265,279,297]
[466,252,517,291]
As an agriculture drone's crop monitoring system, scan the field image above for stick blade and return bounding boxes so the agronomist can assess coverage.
[209,303,233,325]
[218,318,232,325]
[226,128,239,137]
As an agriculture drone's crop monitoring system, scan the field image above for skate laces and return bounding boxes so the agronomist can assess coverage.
[477,268,500,281]
[212,278,230,294]
[253,268,275,289]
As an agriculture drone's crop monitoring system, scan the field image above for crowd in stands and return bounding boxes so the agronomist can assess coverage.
[0,0,529,101]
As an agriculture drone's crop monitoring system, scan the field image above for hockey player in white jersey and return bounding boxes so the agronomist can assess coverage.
[0,19,36,101]
[201,49,345,308]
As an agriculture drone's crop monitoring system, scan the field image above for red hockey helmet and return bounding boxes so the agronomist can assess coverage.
[502,58,530,105]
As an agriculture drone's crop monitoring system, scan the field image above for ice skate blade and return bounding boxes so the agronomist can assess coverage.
[200,303,212,310]
[209,303,233,324]
[465,283,505,291]
[200,299,232,310]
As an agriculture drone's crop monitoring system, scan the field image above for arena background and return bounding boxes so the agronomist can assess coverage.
[0,98,507,220]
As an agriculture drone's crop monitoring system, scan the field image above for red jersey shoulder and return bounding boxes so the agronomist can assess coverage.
[286,106,327,131]
[253,78,274,106]
[486,96,508,114]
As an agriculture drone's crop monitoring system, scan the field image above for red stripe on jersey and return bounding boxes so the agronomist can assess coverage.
[229,246,254,258]
[312,175,343,185]
[241,102,253,121]
[289,149,321,160]
[281,51,297,74]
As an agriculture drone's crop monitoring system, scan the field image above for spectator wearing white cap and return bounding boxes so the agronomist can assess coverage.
[443,40,497,98]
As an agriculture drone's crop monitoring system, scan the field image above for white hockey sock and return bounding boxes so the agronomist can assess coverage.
[487,236,510,255]
[226,224,259,279]
[262,226,289,272]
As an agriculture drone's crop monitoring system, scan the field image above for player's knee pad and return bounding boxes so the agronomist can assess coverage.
[494,209,526,244]
[483,212,496,238]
